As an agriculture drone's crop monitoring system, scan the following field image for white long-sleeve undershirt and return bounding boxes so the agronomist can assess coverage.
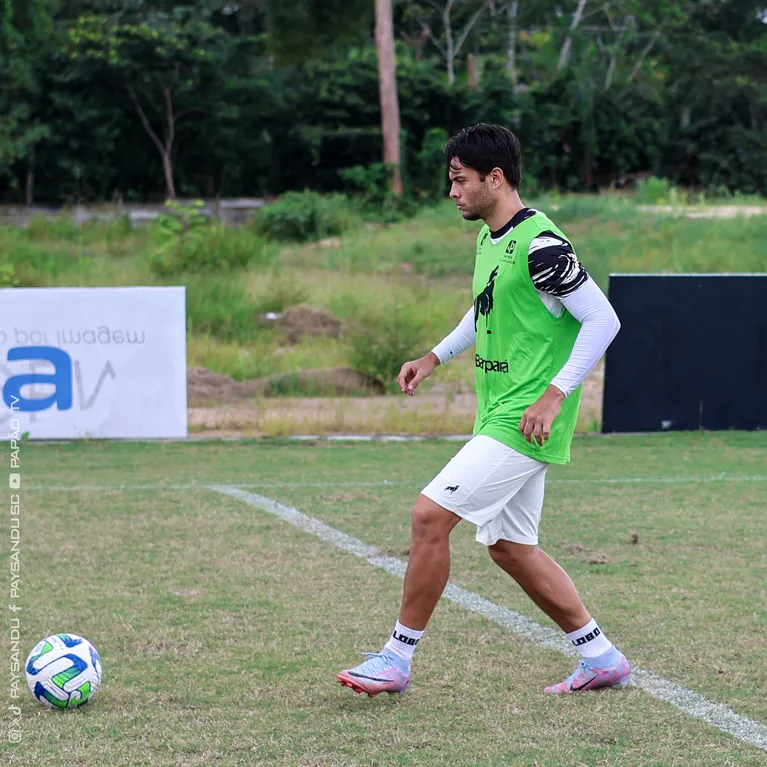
[431,305,476,364]
[430,277,620,397]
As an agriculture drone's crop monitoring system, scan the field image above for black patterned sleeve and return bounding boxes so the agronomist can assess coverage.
[527,231,589,297]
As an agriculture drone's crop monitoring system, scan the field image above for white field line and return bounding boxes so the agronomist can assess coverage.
[24,473,767,492]
[210,485,767,753]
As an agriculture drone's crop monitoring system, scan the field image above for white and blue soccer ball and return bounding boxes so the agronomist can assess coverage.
[25,633,103,709]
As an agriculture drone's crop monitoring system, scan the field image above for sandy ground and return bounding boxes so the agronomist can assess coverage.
[636,204,767,219]
[187,366,604,438]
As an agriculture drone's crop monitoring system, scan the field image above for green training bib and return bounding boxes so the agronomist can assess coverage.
[472,211,582,464]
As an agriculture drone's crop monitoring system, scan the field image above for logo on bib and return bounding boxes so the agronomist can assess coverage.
[475,354,509,373]
[474,266,498,335]
[501,240,517,263]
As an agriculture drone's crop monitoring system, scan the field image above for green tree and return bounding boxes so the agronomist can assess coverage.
[67,10,231,199]
[660,1,767,192]
[402,0,487,85]
[263,0,373,64]
[0,0,56,200]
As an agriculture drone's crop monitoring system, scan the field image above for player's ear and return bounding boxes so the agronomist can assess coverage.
[490,167,505,190]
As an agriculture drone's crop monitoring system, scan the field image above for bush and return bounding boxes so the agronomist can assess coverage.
[253,191,359,242]
[251,272,309,315]
[0,264,20,287]
[345,297,425,391]
[24,213,81,242]
[634,176,674,205]
[184,275,261,343]
[149,201,272,276]
[187,335,281,381]
[151,226,271,277]
[412,128,449,202]
[339,163,393,206]
[338,163,418,223]
[1,228,76,281]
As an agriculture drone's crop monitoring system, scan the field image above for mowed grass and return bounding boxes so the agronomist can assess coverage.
[3,432,767,766]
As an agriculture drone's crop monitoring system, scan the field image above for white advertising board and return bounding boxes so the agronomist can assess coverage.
[0,287,187,439]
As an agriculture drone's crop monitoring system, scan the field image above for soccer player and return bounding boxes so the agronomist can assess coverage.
[338,123,630,697]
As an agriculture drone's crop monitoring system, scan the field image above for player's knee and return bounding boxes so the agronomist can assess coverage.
[487,543,508,567]
[488,541,537,572]
[410,495,456,545]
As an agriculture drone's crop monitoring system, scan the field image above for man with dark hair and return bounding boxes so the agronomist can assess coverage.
[338,123,630,697]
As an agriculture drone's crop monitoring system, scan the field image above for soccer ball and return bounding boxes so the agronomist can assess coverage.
[25,633,103,709]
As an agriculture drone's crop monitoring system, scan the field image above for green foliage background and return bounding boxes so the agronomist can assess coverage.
[1,1,766,202]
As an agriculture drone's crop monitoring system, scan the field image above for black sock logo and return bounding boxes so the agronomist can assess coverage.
[571,627,601,647]
[392,631,419,646]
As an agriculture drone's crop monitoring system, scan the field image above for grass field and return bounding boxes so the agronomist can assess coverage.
[3,432,766,766]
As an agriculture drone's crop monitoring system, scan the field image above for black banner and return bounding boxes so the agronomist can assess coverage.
[602,275,767,433]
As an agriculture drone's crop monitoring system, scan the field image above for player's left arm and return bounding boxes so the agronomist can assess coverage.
[519,233,621,445]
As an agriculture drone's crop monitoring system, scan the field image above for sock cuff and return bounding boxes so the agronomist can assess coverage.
[566,618,613,658]
[384,622,424,662]
[566,618,600,645]
[392,621,424,642]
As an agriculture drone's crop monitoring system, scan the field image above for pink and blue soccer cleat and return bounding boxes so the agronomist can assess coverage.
[338,652,411,697]
[544,651,631,694]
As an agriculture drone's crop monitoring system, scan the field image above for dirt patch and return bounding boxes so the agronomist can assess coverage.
[259,368,384,397]
[637,204,767,219]
[187,362,604,436]
[187,366,383,406]
[187,367,262,403]
[187,391,478,437]
[277,305,342,344]
[566,542,611,565]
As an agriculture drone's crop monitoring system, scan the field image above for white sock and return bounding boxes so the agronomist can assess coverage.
[383,621,424,662]
[566,618,613,659]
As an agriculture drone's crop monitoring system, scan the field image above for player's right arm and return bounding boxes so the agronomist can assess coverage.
[397,307,476,395]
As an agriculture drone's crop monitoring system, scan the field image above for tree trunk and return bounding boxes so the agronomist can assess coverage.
[506,1,519,89]
[127,85,178,201]
[467,52,479,90]
[604,52,617,90]
[444,0,455,86]
[162,151,176,201]
[558,0,588,71]
[26,145,35,206]
[375,0,403,196]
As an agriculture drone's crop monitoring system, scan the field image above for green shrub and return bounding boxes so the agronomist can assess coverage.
[1,228,76,281]
[337,163,417,223]
[0,264,20,287]
[634,176,674,204]
[184,275,261,343]
[149,200,272,276]
[24,213,81,242]
[412,128,450,202]
[251,272,310,315]
[345,298,425,391]
[339,163,393,206]
[187,335,281,381]
[253,191,359,242]
[151,226,271,277]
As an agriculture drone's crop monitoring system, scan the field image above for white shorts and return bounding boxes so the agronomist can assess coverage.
[421,435,548,546]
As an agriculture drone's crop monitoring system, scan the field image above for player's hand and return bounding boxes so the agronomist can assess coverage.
[397,352,440,396]
[519,385,565,445]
